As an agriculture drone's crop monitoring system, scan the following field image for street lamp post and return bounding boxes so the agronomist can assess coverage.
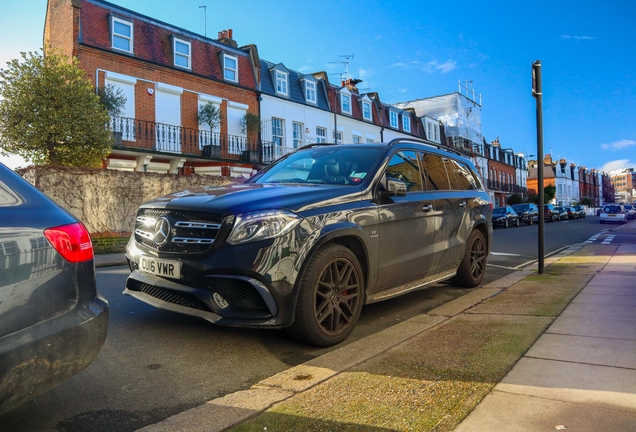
[533,60,545,274]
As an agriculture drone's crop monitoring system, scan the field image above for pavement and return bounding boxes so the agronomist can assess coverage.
[95,221,636,431]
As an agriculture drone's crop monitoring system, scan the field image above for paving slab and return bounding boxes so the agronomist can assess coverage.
[526,333,636,369]
[455,390,636,432]
[427,288,502,316]
[557,302,636,321]
[570,292,636,306]
[586,272,636,287]
[580,285,636,295]
[547,315,636,340]
[497,357,636,409]
[602,255,636,273]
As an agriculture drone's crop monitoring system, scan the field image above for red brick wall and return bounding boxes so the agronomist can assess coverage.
[44,0,80,58]
[79,0,256,89]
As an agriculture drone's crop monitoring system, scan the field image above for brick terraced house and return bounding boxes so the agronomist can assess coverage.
[45,0,262,176]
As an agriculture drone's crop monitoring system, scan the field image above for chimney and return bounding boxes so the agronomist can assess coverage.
[342,78,362,94]
[543,154,553,165]
[217,29,237,48]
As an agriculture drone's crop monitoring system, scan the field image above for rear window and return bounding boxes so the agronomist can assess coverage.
[604,205,622,213]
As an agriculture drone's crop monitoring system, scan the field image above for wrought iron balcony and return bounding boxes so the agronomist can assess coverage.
[110,116,293,164]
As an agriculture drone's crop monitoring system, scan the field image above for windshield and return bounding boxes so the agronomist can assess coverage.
[512,204,529,211]
[250,146,383,185]
[493,208,506,215]
[624,205,633,210]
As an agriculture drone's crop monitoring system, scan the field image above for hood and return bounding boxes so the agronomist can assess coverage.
[140,183,364,216]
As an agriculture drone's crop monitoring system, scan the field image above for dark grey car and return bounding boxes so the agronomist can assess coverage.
[0,163,109,416]
[125,139,492,346]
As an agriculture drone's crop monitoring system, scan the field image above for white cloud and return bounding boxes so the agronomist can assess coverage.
[560,35,596,40]
[601,139,636,151]
[390,62,408,69]
[397,88,408,93]
[600,159,632,173]
[424,60,457,73]
[357,68,372,79]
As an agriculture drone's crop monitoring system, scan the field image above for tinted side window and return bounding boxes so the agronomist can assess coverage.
[451,160,477,190]
[420,153,450,191]
[443,158,461,190]
[386,151,423,192]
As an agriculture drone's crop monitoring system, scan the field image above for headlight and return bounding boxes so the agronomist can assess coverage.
[226,209,301,245]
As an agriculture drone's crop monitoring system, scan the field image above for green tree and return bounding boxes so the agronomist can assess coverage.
[507,193,523,205]
[240,112,260,137]
[580,197,594,206]
[544,184,556,203]
[198,102,222,130]
[97,83,127,117]
[0,49,112,167]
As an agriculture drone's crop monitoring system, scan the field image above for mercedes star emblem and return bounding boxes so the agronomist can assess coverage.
[153,217,171,246]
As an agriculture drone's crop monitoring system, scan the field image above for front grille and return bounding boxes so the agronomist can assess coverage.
[134,208,223,253]
[129,280,210,312]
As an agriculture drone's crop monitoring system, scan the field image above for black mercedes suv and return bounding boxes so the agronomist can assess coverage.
[124,139,492,346]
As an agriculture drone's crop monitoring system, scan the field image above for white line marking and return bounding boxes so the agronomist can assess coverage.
[490,252,522,256]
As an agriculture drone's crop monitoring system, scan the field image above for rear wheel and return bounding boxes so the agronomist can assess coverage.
[528,217,533,225]
[286,244,364,347]
[452,229,487,288]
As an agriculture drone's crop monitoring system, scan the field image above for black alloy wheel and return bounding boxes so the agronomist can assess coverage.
[504,219,509,228]
[515,218,520,227]
[287,244,364,347]
[452,229,487,288]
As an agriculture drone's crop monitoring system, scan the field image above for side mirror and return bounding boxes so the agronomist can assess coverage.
[385,178,407,197]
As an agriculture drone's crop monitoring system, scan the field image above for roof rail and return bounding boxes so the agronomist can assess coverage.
[297,142,338,151]
[386,137,463,157]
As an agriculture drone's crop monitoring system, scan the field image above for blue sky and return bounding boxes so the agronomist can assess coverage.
[1,0,634,172]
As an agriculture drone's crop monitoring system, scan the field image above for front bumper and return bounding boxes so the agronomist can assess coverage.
[0,295,109,416]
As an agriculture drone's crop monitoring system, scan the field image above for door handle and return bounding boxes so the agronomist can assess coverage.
[459,201,467,208]
[422,204,433,212]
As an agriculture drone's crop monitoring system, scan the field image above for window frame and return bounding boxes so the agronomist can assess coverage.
[340,94,351,115]
[173,37,191,69]
[362,101,372,121]
[276,70,289,96]
[402,115,411,132]
[111,16,133,53]
[333,130,343,144]
[293,122,303,148]
[272,117,284,147]
[305,80,317,104]
[316,127,327,143]
[223,54,239,82]
[389,110,398,128]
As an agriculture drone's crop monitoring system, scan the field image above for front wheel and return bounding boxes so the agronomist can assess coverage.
[504,219,509,228]
[286,244,364,347]
[452,229,487,288]
[515,218,520,227]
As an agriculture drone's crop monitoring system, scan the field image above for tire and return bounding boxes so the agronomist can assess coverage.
[504,219,509,228]
[528,217,533,226]
[286,244,364,347]
[515,218,520,227]
[453,229,487,288]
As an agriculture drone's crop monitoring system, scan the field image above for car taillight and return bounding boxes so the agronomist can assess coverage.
[44,222,94,263]
[489,202,493,211]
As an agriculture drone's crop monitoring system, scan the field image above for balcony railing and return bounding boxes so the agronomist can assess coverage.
[486,180,527,195]
[110,116,290,164]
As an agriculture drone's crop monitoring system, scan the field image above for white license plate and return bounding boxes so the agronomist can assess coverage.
[139,256,181,279]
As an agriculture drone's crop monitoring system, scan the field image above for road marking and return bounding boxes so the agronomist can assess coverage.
[490,252,522,256]
[601,234,616,245]
[486,263,520,270]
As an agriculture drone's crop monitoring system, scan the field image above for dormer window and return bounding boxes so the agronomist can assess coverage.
[402,115,411,132]
[341,93,351,114]
[362,100,372,121]
[276,70,288,96]
[223,54,238,82]
[305,81,316,104]
[111,17,133,53]
[173,38,191,69]
[389,110,398,128]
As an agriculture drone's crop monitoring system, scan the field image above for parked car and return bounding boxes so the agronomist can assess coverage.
[492,206,520,228]
[124,139,493,346]
[554,206,570,220]
[0,163,109,416]
[599,204,627,224]
[511,203,539,225]
[572,205,586,218]
[623,204,636,220]
[544,204,560,222]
